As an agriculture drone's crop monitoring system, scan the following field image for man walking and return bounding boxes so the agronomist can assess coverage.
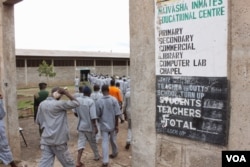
[96,85,122,167]
[90,84,103,143]
[75,76,80,92]
[34,82,49,136]
[109,79,123,106]
[109,79,124,123]
[75,86,100,167]
[0,94,19,167]
[36,87,79,167]
[123,88,132,150]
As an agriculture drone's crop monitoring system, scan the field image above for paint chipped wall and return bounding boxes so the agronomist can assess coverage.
[229,0,250,150]
[130,0,250,166]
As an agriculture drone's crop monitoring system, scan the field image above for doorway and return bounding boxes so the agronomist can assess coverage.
[80,69,90,82]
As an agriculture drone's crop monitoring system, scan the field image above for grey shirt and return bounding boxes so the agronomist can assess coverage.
[96,95,121,132]
[0,101,6,127]
[36,97,79,145]
[90,91,103,104]
[124,90,131,119]
[75,96,97,132]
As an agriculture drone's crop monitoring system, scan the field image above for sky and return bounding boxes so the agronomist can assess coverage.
[14,0,130,53]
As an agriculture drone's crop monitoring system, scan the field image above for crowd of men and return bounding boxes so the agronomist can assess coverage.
[0,73,131,167]
[88,74,130,98]
[35,74,131,167]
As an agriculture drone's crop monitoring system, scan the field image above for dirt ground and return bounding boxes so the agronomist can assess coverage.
[14,113,132,167]
[1,87,132,167]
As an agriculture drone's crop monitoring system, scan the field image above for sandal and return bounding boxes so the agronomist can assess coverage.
[109,153,118,158]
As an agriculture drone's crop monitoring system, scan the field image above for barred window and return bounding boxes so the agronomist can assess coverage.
[16,59,25,67]
[96,60,111,66]
[76,60,94,66]
[113,60,127,66]
[54,60,74,66]
[27,59,52,67]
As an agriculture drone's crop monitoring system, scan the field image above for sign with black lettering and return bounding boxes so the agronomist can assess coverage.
[155,0,228,77]
[156,76,229,145]
[222,151,250,167]
[155,0,229,145]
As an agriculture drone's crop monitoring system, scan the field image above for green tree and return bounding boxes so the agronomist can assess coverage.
[37,60,56,81]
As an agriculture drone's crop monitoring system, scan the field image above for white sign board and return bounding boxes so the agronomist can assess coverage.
[155,0,228,77]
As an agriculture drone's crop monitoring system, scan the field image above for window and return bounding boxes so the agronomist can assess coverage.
[16,59,25,67]
[54,60,74,66]
[27,59,51,67]
[76,60,94,66]
[96,60,111,66]
[113,60,127,66]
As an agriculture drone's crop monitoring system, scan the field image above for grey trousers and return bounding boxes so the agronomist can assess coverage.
[0,125,13,165]
[101,130,118,164]
[78,131,100,159]
[39,143,74,167]
[127,119,132,143]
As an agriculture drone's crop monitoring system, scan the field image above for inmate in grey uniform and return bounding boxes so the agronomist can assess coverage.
[36,96,79,167]
[124,88,132,147]
[96,95,122,164]
[90,90,103,142]
[0,100,15,165]
[75,96,100,160]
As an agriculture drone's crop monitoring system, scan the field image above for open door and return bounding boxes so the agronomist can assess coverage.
[80,69,90,82]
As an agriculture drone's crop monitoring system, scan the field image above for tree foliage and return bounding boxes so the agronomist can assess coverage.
[37,60,56,79]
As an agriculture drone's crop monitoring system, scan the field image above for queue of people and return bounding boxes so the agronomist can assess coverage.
[32,74,131,167]
[0,74,131,167]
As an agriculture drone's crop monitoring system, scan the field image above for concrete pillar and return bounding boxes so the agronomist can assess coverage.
[126,60,129,77]
[74,59,77,77]
[130,0,250,167]
[229,0,250,150]
[111,59,114,76]
[130,1,156,167]
[24,58,27,86]
[93,59,96,73]
[0,0,22,160]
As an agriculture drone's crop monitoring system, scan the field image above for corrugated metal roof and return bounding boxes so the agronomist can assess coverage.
[16,49,130,58]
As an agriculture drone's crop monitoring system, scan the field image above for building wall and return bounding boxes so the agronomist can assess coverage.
[16,65,129,88]
[47,66,75,86]
[95,66,113,77]
[113,66,129,77]
[130,0,250,167]
[16,67,26,87]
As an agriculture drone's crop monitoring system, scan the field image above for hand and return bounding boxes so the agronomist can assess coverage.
[57,88,66,94]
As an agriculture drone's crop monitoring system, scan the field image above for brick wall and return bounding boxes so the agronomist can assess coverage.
[17,66,130,88]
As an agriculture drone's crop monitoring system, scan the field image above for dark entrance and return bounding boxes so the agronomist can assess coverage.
[80,69,90,82]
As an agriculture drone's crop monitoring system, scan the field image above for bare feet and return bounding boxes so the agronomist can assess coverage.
[76,162,85,167]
